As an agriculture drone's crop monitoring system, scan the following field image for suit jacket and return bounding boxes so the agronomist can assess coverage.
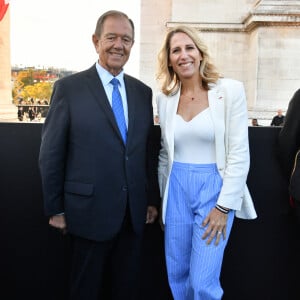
[157,78,257,223]
[278,89,300,179]
[39,65,160,241]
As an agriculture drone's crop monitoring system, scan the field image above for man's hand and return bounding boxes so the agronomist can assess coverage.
[146,206,158,224]
[49,214,67,234]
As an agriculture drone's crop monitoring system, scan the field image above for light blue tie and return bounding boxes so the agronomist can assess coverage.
[110,78,127,143]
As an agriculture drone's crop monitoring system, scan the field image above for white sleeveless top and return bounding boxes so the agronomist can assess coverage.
[174,107,216,164]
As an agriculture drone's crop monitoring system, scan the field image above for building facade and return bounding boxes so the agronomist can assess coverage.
[1,1,300,123]
[140,0,300,122]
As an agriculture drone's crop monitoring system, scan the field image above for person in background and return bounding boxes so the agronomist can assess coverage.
[251,118,260,126]
[156,25,257,300]
[28,106,35,121]
[39,10,159,300]
[270,109,285,126]
[17,106,24,121]
[278,89,300,218]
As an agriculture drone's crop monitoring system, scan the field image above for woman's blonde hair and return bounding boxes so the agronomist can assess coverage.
[156,25,220,95]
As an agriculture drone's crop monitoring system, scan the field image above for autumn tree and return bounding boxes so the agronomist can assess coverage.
[12,68,55,104]
[22,82,53,102]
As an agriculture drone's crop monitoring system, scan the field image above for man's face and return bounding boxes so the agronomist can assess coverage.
[93,15,134,76]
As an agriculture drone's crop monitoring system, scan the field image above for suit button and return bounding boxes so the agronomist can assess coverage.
[122,186,128,191]
[125,156,129,161]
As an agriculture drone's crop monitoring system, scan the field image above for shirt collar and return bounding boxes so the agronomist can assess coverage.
[95,62,124,88]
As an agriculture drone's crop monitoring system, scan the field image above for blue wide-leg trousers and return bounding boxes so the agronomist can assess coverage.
[165,162,234,300]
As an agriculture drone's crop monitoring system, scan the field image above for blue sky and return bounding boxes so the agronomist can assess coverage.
[9,0,140,76]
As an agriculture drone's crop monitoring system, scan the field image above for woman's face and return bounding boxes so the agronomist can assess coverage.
[168,32,202,80]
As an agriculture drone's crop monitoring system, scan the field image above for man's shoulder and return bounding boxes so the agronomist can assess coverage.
[55,66,95,85]
[124,74,152,92]
[290,89,300,106]
[294,88,300,99]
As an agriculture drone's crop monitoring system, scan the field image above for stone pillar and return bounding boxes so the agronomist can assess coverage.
[140,0,173,90]
[140,0,172,114]
[0,7,16,121]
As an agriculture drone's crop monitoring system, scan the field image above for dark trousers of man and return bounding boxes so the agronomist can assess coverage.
[68,207,143,300]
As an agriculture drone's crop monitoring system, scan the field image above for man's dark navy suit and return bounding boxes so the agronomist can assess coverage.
[39,64,160,241]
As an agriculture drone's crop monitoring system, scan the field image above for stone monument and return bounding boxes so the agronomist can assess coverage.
[0,2,16,121]
[140,0,300,124]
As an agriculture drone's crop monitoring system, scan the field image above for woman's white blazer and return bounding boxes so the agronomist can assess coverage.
[157,78,257,224]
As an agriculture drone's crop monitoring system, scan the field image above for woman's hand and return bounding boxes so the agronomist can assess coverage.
[146,206,158,224]
[201,207,228,246]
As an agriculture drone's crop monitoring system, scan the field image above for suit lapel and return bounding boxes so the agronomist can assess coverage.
[85,66,125,144]
[123,75,135,147]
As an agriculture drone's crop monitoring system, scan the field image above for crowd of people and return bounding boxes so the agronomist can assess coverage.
[17,97,49,122]
[37,9,297,300]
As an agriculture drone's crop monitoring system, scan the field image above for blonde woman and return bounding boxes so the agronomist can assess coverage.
[156,26,257,300]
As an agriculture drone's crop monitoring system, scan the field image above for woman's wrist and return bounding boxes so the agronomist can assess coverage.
[215,204,230,214]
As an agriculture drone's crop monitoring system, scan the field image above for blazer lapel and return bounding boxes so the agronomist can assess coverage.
[208,83,225,127]
[165,90,180,163]
[208,81,226,162]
